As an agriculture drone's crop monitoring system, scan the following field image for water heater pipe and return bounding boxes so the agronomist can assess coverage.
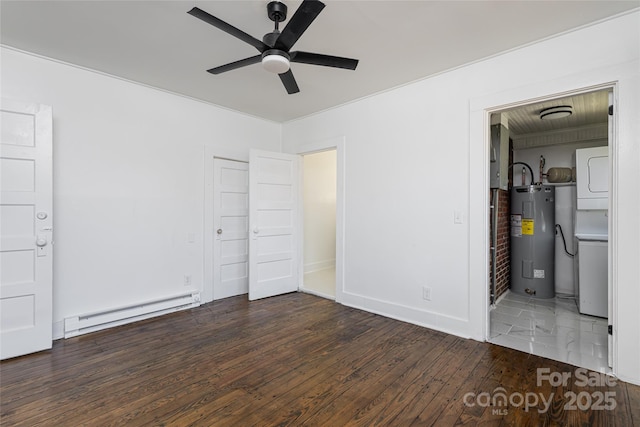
[510,162,535,185]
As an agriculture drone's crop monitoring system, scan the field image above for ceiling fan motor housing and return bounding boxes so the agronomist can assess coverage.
[263,31,281,47]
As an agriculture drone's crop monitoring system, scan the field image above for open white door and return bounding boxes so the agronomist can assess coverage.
[1,100,53,359]
[249,150,300,300]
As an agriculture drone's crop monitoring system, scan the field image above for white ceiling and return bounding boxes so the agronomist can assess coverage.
[1,1,637,122]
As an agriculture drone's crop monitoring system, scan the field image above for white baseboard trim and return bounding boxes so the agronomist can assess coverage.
[53,320,64,340]
[304,259,335,274]
[339,291,471,340]
[299,286,336,301]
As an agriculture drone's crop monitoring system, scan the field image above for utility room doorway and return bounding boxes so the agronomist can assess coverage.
[302,149,337,300]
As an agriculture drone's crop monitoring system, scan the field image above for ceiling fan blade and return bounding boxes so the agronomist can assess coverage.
[188,7,268,52]
[274,0,325,51]
[279,70,300,94]
[207,55,263,75]
[290,51,359,70]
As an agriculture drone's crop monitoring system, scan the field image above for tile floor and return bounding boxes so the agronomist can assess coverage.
[302,267,336,300]
[489,290,610,373]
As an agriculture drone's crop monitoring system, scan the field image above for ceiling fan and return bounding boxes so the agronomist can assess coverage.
[188,0,359,94]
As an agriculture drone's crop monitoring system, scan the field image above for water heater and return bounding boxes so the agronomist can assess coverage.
[510,185,555,298]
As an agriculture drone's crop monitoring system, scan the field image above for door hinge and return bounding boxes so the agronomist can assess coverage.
[608,105,614,116]
[608,325,613,335]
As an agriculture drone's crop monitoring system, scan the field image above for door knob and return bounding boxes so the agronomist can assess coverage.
[253,227,259,234]
[36,236,47,247]
[216,229,223,235]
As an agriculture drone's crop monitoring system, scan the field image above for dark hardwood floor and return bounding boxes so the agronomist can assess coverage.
[1,293,639,426]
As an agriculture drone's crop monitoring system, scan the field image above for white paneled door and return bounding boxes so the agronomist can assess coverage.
[0,100,53,359]
[213,159,249,300]
[249,150,300,300]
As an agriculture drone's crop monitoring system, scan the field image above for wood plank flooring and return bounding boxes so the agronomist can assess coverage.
[1,293,639,426]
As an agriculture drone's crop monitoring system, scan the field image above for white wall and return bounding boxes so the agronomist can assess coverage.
[303,150,337,273]
[514,140,607,295]
[1,47,281,335]
[282,12,640,384]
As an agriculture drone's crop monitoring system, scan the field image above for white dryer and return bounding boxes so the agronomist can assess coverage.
[575,146,608,210]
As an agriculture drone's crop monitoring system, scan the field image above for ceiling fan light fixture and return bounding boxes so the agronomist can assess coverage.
[262,50,290,74]
[539,105,573,120]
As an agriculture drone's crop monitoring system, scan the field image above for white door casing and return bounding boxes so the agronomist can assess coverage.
[0,100,53,359]
[213,159,249,300]
[249,150,300,300]
[607,91,613,368]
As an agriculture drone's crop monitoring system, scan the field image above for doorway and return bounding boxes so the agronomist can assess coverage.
[486,88,613,373]
[300,149,337,300]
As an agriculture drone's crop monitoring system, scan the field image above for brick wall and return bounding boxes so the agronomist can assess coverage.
[490,189,511,301]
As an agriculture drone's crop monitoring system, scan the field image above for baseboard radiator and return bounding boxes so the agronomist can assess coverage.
[64,292,201,338]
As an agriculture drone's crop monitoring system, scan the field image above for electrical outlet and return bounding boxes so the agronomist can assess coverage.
[184,274,192,286]
[422,286,431,301]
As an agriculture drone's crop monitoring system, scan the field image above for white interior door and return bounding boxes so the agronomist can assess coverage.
[249,150,300,300]
[1,100,53,359]
[213,159,249,300]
